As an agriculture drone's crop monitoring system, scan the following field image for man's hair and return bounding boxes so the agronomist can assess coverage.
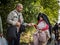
[16,3,23,8]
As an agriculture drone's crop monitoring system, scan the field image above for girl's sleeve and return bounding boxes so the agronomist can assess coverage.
[42,24,49,30]
[34,24,37,29]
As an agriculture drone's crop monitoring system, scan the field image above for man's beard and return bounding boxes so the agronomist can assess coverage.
[18,10,22,12]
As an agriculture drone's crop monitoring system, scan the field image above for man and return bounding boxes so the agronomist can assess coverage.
[7,3,31,45]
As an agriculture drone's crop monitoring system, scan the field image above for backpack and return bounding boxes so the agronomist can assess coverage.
[0,37,8,45]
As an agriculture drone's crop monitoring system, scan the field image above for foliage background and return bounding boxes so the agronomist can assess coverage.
[0,0,59,44]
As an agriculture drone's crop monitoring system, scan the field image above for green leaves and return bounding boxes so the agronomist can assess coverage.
[40,0,59,25]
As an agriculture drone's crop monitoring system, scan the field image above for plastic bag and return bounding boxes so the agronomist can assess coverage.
[0,37,8,45]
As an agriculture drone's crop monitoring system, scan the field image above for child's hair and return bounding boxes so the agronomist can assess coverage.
[37,13,50,24]
[37,13,45,21]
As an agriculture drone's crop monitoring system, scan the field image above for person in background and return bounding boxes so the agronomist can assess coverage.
[52,22,60,45]
[0,16,3,38]
[51,30,55,45]
[0,16,8,45]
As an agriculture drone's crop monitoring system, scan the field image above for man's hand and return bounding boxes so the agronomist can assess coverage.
[31,23,35,25]
[16,22,21,27]
[27,23,35,26]
[27,23,32,26]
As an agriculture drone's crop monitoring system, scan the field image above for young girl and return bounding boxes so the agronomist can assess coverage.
[32,13,51,45]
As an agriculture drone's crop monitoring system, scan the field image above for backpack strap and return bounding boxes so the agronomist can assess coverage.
[14,11,21,22]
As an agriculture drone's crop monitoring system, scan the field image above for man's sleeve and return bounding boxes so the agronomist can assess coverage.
[7,12,17,25]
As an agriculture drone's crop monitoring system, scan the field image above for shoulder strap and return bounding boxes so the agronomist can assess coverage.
[14,11,20,22]
[14,11,18,16]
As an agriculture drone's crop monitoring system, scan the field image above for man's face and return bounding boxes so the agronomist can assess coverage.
[16,5,23,12]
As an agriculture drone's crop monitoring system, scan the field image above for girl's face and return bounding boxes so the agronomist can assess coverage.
[40,17,43,20]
